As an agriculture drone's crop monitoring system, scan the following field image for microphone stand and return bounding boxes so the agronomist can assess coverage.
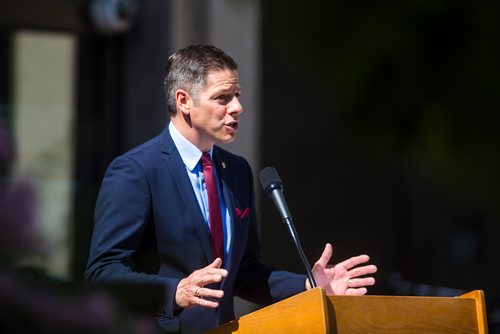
[262,167,317,289]
[284,217,317,289]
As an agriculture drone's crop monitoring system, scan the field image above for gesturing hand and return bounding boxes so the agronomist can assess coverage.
[307,243,377,295]
[175,258,228,309]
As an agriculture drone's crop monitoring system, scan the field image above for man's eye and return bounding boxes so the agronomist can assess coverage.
[216,95,232,104]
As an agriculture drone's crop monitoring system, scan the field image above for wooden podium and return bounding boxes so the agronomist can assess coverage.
[206,288,488,333]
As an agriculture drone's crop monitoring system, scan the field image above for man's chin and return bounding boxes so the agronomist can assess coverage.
[217,135,237,145]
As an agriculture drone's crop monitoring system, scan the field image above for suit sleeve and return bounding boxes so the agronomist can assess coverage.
[233,159,306,305]
[85,155,180,317]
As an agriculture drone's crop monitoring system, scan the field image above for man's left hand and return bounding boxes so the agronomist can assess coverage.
[306,243,377,295]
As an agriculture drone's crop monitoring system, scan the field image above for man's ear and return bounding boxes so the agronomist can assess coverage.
[175,89,192,115]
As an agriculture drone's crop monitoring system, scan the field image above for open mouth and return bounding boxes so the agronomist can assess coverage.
[225,121,239,131]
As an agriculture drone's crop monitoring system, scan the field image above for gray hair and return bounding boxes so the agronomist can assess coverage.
[164,45,238,115]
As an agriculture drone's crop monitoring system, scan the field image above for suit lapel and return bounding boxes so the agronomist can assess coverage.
[213,148,242,276]
[160,127,214,264]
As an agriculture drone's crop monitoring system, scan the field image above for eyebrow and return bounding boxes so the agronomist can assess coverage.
[211,85,241,94]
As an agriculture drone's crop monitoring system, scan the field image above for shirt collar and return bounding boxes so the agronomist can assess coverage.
[169,122,213,171]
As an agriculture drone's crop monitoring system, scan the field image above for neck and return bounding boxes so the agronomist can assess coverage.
[171,116,213,152]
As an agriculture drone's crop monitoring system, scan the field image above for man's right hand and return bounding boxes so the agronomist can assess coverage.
[175,258,228,309]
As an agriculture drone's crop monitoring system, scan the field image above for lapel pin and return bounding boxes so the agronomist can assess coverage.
[222,161,226,169]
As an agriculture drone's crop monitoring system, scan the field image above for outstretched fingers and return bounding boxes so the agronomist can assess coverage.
[348,277,376,288]
[315,243,333,268]
[345,287,368,296]
[348,264,378,278]
[337,254,371,271]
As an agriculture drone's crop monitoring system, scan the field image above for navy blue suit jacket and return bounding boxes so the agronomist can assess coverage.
[86,125,306,333]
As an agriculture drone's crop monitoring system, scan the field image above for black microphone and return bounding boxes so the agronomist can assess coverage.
[259,167,316,289]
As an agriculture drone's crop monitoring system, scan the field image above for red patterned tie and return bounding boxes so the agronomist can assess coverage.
[200,153,224,261]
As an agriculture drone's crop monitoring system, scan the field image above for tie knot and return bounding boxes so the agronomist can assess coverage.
[200,153,213,168]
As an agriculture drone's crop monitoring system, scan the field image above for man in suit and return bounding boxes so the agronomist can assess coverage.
[86,45,377,333]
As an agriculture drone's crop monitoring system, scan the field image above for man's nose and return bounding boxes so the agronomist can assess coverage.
[229,97,243,115]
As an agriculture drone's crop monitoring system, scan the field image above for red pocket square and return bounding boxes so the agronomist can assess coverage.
[236,207,250,219]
